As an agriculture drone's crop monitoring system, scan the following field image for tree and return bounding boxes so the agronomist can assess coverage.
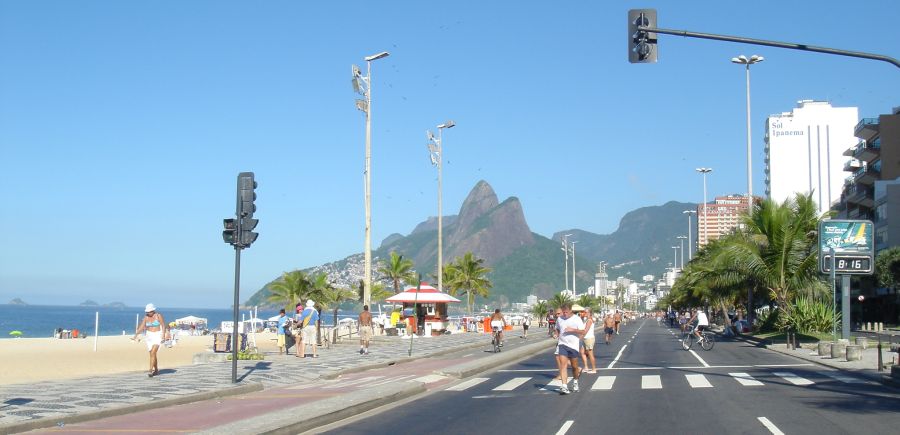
[377,252,417,294]
[531,301,549,322]
[445,252,493,315]
[267,270,311,313]
[549,292,573,309]
[318,281,358,345]
[875,246,900,289]
[356,279,392,306]
[576,294,599,312]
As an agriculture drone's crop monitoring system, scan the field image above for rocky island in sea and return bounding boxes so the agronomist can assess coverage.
[8,298,28,305]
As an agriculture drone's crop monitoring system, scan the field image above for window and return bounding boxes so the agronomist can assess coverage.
[876,204,888,222]
[876,227,888,246]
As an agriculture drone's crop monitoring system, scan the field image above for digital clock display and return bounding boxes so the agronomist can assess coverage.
[821,256,872,273]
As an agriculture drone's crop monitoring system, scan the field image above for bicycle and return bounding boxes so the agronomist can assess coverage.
[491,327,502,353]
[681,325,715,351]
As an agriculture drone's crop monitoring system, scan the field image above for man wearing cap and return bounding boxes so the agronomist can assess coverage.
[133,303,167,377]
[297,300,320,358]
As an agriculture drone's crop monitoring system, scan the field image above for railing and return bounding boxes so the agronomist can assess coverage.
[855,117,879,132]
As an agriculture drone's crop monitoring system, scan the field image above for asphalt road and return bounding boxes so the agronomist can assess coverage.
[320,319,900,435]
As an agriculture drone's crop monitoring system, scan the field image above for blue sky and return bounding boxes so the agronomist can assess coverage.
[1,1,898,308]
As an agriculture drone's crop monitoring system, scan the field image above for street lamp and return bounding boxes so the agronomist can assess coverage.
[427,120,455,293]
[731,55,764,212]
[695,168,713,248]
[682,210,696,261]
[676,235,688,269]
[561,234,572,291]
[571,241,579,295]
[671,246,679,274]
[352,50,390,306]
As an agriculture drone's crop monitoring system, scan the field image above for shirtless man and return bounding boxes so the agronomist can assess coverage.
[603,312,616,345]
[490,309,506,347]
[614,310,623,334]
[358,305,373,355]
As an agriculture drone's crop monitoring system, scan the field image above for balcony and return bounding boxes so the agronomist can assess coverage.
[843,159,862,172]
[845,184,874,208]
[854,164,880,185]
[855,118,879,141]
[853,138,881,162]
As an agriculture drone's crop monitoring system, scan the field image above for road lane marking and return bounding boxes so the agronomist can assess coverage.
[688,350,710,367]
[540,378,564,391]
[757,417,785,435]
[598,367,663,370]
[493,377,531,391]
[412,374,446,384]
[641,375,662,389]
[773,372,814,386]
[462,353,474,358]
[607,344,628,369]
[685,374,713,388]
[755,363,814,367]
[555,420,575,435]
[822,372,867,384]
[591,376,616,390]
[366,375,416,387]
[322,376,383,389]
[730,372,764,386]
[445,377,488,391]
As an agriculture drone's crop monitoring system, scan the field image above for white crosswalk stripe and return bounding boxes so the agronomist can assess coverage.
[641,375,662,389]
[540,378,564,391]
[321,376,383,389]
[445,377,488,391]
[591,376,616,390]
[773,372,814,386]
[685,374,713,388]
[493,377,531,391]
[730,372,764,386]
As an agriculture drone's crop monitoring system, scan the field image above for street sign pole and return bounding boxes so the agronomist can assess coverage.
[842,275,851,340]
[831,248,836,343]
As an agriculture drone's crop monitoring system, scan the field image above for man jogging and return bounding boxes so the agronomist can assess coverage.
[554,302,585,395]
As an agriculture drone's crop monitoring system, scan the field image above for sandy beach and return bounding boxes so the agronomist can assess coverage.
[0,332,281,386]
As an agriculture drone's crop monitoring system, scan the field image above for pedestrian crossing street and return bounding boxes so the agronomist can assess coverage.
[438,370,873,394]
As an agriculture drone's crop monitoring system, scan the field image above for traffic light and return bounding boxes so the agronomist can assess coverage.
[223,218,237,245]
[628,9,658,63]
[238,172,257,218]
[241,217,259,247]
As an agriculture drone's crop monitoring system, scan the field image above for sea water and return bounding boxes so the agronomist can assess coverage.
[0,305,358,339]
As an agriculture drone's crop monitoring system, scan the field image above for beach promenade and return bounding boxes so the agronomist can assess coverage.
[0,327,554,434]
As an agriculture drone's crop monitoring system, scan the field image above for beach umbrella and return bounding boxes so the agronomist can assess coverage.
[9,330,22,337]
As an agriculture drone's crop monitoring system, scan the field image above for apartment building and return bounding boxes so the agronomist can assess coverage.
[697,194,750,247]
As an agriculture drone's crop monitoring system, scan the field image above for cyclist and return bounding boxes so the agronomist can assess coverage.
[547,311,557,337]
[688,308,709,343]
[490,309,506,347]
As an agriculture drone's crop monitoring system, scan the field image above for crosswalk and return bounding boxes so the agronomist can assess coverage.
[441,370,872,394]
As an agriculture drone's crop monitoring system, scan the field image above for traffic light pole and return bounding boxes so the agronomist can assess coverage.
[231,244,241,383]
[638,25,899,68]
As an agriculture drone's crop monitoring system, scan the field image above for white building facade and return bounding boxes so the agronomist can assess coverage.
[765,100,859,215]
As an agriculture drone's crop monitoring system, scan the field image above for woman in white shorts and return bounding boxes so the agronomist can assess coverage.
[133,303,167,377]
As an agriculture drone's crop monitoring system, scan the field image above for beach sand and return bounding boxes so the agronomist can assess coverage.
[0,332,280,386]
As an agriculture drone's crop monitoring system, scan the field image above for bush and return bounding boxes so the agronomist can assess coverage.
[782,296,840,334]
[226,350,265,361]
[756,307,779,333]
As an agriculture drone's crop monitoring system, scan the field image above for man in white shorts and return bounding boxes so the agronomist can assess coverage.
[554,302,585,394]
[490,309,506,347]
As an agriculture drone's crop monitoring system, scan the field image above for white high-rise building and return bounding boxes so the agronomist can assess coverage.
[765,100,858,215]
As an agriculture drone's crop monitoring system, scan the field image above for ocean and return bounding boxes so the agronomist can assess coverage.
[0,305,359,339]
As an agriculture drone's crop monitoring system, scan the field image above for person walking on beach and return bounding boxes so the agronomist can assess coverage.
[133,303,167,377]
[554,302,585,395]
[276,309,288,355]
[358,305,373,355]
[298,300,319,358]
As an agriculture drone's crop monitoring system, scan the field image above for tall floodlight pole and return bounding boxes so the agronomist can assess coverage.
[571,242,577,295]
[427,121,455,293]
[352,51,390,306]
[671,246,679,274]
[731,55,764,215]
[562,234,572,291]
[676,236,687,270]
[696,168,713,248]
[683,210,696,261]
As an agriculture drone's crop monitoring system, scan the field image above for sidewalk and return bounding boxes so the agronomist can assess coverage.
[0,328,550,434]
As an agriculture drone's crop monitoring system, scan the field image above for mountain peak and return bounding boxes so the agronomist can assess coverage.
[456,180,499,230]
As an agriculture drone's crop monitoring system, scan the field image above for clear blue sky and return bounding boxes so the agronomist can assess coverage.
[1,1,898,308]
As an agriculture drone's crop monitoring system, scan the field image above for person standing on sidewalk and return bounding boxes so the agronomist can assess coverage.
[298,300,320,358]
[522,315,530,338]
[133,303,167,377]
[358,305,373,355]
[554,302,585,395]
[275,309,288,355]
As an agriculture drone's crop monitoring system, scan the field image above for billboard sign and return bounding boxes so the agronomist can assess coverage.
[818,219,874,274]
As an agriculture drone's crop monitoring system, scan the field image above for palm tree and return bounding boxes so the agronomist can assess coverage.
[445,252,492,315]
[531,301,549,325]
[355,279,393,306]
[267,270,311,312]
[549,292,573,309]
[377,252,417,294]
[576,294,599,312]
[319,284,358,345]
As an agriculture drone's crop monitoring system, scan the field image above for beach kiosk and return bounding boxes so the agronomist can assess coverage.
[385,282,460,336]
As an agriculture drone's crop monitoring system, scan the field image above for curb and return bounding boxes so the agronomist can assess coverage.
[196,380,426,435]
[0,381,264,434]
[436,337,554,379]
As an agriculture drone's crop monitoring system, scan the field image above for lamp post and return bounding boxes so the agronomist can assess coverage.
[676,236,688,270]
[352,51,390,306]
[561,234,572,291]
[671,246,679,274]
[695,168,713,248]
[683,210,696,261]
[571,241,579,295]
[427,121,455,293]
[731,55,764,212]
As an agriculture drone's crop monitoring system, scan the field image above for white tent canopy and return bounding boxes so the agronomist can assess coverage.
[174,315,207,326]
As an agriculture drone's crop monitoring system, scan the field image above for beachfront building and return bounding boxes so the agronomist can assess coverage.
[765,100,859,216]
[696,194,751,247]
